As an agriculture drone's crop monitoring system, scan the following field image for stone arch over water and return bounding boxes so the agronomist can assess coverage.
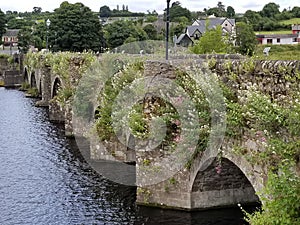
[30,71,37,88]
[52,77,62,98]
[189,156,260,209]
[24,67,29,83]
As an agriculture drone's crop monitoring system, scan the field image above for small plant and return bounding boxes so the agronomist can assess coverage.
[169,177,177,185]
[20,82,30,91]
[137,187,151,203]
[142,159,151,166]
[27,87,39,98]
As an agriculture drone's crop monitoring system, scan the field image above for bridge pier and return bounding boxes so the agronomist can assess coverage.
[36,65,51,107]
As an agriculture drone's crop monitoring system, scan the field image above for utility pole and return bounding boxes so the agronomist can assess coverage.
[166,0,171,60]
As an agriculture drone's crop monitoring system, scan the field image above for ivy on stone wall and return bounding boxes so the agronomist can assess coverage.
[217,60,300,225]
[24,51,97,106]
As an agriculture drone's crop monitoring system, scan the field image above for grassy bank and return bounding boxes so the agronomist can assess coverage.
[254,44,300,60]
[280,18,300,25]
[255,30,292,35]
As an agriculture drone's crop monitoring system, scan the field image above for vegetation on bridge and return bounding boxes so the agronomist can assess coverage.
[24,51,96,104]
[24,52,300,224]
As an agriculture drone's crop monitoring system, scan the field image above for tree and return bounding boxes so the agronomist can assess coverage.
[190,25,229,54]
[17,28,32,53]
[49,2,103,52]
[243,10,263,31]
[143,24,157,40]
[170,23,186,39]
[291,6,300,18]
[104,20,147,49]
[235,22,257,56]
[260,2,280,18]
[168,2,192,22]
[100,5,111,18]
[33,7,42,14]
[226,6,235,18]
[0,9,6,45]
[217,2,225,12]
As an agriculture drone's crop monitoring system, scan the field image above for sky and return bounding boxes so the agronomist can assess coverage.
[0,0,297,14]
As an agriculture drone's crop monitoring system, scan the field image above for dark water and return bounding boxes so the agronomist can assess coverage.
[0,87,256,225]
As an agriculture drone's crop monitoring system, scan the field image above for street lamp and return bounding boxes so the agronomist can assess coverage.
[46,19,51,50]
[166,0,171,60]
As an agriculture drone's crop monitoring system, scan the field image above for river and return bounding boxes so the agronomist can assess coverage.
[0,87,255,224]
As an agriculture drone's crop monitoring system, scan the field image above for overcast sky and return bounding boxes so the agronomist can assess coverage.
[0,0,297,14]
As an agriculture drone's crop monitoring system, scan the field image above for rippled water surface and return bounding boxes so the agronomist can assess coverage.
[0,88,254,225]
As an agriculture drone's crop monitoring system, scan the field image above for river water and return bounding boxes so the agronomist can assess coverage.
[0,87,255,225]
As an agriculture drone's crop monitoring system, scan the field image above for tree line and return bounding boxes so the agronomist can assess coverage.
[0,1,299,54]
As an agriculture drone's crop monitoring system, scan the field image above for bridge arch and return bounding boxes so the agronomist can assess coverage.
[24,67,29,83]
[188,152,263,208]
[51,77,62,99]
[30,71,37,88]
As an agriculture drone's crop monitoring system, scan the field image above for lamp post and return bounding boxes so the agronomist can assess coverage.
[46,19,51,50]
[166,0,171,60]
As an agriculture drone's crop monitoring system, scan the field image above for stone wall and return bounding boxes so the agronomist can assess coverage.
[3,70,23,87]
[136,59,299,210]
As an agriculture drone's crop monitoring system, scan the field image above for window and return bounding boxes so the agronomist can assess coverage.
[277,38,280,43]
[267,39,273,44]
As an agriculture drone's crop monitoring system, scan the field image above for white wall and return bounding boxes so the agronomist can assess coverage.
[262,37,298,45]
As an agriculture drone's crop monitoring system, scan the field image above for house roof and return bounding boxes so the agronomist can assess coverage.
[176,33,193,44]
[194,17,235,29]
[186,25,205,37]
[3,29,20,37]
[256,34,298,38]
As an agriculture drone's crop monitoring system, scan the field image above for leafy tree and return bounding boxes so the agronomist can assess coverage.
[168,1,192,22]
[291,6,300,18]
[235,22,257,56]
[104,20,147,49]
[49,1,103,52]
[206,2,227,17]
[33,7,42,14]
[17,28,32,53]
[99,5,111,18]
[6,17,33,29]
[0,9,6,45]
[217,1,226,13]
[226,6,235,18]
[143,24,157,40]
[190,25,229,54]
[260,2,280,18]
[145,15,158,23]
[243,10,263,31]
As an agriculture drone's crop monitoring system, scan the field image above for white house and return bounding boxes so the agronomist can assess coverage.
[256,34,299,45]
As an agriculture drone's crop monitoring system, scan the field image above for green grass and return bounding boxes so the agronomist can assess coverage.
[254,44,300,60]
[280,18,300,25]
[255,30,292,35]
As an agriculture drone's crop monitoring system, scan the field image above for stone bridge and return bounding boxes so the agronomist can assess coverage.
[23,54,300,210]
